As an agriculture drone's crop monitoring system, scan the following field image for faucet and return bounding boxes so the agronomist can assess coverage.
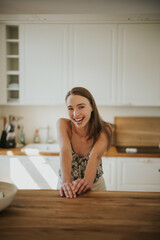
[39,125,53,143]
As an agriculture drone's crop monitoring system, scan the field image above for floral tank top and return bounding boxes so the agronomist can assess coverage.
[58,122,104,183]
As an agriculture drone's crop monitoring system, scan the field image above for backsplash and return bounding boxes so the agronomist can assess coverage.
[0,105,160,144]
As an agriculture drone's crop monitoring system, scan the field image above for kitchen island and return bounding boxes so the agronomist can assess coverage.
[0,190,160,240]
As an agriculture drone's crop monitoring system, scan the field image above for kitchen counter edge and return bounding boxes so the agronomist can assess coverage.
[0,146,160,158]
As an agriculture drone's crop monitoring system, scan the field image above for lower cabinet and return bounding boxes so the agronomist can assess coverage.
[0,155,160,191]
[0,156,11,183]
[0,156,60,189]
[117,157,160,192]
[102,157,117,191]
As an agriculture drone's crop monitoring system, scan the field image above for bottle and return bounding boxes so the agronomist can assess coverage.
[19,126,25,145]
[33,129,40,143]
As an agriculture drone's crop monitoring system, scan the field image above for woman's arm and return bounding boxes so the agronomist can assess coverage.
[72,131,108,194]
[56,118,76,198]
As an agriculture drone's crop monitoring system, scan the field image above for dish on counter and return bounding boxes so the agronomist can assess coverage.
[0,182,17,212]
[21,143,60,153]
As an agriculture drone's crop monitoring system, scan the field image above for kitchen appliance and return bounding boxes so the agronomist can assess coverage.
[114,117,160,154]
[0,123,16,148]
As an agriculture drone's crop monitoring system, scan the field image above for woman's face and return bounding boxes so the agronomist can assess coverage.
[66,94,93,129]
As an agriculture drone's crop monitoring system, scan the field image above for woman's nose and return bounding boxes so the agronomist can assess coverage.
[73,109,79,117]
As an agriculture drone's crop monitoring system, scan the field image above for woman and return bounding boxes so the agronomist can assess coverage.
[57,87,112,198]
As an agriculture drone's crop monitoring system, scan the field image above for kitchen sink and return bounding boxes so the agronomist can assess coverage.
[116,146,160,154]
[21,143,60,153]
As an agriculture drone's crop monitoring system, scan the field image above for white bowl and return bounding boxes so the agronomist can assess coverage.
[0,182,17,212]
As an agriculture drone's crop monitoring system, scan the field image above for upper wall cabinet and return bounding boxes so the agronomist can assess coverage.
[69,24,117,105]
[0,24,20,105]
[1,22,160,106]
[117,24,160,106]
[20,24,68,105]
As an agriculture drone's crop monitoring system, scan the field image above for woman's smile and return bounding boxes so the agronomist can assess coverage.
[73,117,84,124]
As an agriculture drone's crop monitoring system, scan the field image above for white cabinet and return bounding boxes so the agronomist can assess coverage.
[102,157,117,190]
[118,24,160,106]
[1,154,160,192]
[117,157,160,192]
[21,24,68,105]
[0,156,11,183]
[0,155,60,189]
[69,24,117,105]
[1,22,160,106]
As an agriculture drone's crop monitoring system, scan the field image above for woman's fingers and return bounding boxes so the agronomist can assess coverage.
[60,187,64,197]
[77,181,89,195]
[68,183,76,198]
[82,185,90,193]
[61,182,76,198]
[72,178,81,192]
[72,178,92,195]
[62,178,92,197]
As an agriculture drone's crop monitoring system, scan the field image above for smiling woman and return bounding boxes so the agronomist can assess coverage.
[56,87,112,198]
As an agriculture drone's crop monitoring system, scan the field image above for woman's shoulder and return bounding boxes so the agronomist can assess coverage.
[56,118,71,132]
[57,118,69,124]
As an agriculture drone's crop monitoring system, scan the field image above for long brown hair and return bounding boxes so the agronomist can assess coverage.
[65,87,112,150]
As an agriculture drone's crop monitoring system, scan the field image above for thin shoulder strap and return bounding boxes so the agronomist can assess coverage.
[69,120,74,153]
[69,120,72,140]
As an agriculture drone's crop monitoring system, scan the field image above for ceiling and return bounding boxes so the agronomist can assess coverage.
[0,0,160,14]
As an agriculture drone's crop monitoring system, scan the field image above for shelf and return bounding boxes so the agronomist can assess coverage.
[7,85,19,90]
[5,25,20,104]
[7,71,19,75]
[7,99,20,104]
[6,39,19,43]
[7,55,19,58]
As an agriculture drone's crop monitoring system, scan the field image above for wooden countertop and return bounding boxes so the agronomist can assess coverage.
[0,146,160,158]
[0,190,160,240]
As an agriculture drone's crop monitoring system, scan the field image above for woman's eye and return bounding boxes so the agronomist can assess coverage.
[68,108,73,111]
[79,106,84,109]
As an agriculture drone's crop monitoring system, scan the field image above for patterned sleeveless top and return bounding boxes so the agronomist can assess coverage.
[58,122,104,183]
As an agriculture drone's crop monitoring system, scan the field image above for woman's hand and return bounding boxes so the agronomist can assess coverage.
[72,178,93,195]
[60,182,77,198]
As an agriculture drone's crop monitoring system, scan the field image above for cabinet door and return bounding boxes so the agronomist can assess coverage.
[4,155,60,189]
[117,157,160,192]
[102,157,117,190]
[69,24,117,105]
[118,24,160,106]
[21,24,68,105]
[0,156,11,182]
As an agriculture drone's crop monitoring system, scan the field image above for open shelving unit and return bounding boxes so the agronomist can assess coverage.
[6,25,20,103]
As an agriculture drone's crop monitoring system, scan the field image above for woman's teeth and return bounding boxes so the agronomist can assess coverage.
[75,118,84,122]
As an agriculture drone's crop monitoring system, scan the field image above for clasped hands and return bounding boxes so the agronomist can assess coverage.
[60,178,92,198]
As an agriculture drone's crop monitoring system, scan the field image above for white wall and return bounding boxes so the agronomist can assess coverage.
[1,105,160,144]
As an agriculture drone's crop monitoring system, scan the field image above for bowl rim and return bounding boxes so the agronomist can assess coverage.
[0,181,17,199]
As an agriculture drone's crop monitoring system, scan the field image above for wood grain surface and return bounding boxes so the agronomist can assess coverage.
[115,117,160,146]
[0,190,160,240]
